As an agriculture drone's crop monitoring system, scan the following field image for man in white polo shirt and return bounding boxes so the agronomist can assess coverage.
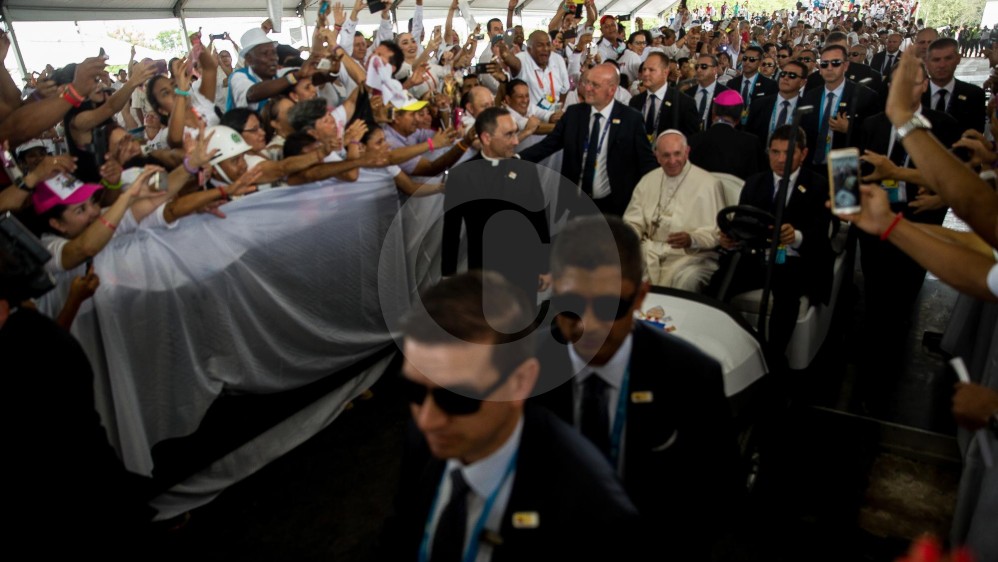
[498,30,570,113]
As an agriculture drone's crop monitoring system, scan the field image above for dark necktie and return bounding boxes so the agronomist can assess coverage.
[580,374,611,460]
[883,53,894,74]
[581,113,602,196]
[698,88,709,128]
[813,92,836,164]
[777,100,790,129]
[936,89,948,112]
[430,469,470,562]
[742,77,752,102]
[645,93,657,134]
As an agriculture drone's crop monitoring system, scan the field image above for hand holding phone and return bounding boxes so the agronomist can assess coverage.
[828,148,861,215]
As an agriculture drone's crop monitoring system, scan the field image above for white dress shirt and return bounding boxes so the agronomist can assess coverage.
[929,78,956,112]
[771,167,804,255]
[586,101,615,199]
[569,334,634,431]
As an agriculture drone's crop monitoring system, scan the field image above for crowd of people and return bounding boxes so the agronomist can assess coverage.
[0,0,996,557]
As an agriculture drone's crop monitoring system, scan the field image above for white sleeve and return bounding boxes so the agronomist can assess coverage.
[42,235,70,275]
[228,71,252,109]
[412,5,424,56]
[376,16,394,47]
[340,19,357,52]
[138,203,181,230]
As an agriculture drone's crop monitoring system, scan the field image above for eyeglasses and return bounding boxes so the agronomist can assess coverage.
[400,375,507,416]
[551,292,637,323]
[762,62,776,68]
[818,59,844,68]
[797,56,814,63]
[696,63,716,69]
[741,56,760,62]
[779,71,802,79]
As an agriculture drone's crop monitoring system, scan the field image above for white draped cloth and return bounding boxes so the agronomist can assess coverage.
[623,162,725,292]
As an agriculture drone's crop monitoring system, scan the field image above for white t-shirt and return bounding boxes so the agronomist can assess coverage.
[514,51,570,111]
[617,50,644,84]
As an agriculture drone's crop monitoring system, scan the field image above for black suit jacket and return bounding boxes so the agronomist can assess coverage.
[869,50,902,77]
[531,321,743,558]
[858,110,961,223]
[727,73,779,104]
[382,405,641,562]
[629,85,701,138]
[800,81,879,169]
[518,100,657,217]
[441,154,550,298]
[683,81,731,132]
[804,62,883,93]
[745,93,798,141]
[920,79,987,133]
[738,168,834,303]
[688,122,763,179]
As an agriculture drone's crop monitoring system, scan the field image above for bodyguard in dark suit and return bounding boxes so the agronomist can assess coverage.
[708,126,833,359]
[385,272,640,562]
[683,53,731,132]
[532,216,743,561]
[922,37,987,132]
[689,90,763,179]
[519,64,656,217]
[442,108,550,307]
[869,33,903,76]
[800,44,879,171]
[746,60,809,143]
[804,31,884,94]
[629,51,700,138]
[727,45,780,122]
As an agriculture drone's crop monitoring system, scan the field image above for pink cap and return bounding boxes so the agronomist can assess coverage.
[714,90,745,107]
[32,173,103,214]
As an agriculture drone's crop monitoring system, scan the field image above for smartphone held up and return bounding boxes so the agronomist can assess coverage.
[828,148,861,215]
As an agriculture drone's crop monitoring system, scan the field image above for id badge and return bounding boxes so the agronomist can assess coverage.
[880,179,907,203]
[536,96,554,111]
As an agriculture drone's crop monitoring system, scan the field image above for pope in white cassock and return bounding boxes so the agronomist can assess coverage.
[623,130,726,292]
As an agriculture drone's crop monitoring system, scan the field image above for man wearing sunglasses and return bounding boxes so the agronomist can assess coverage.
[726,45,779,123]
[533,216,743,560]
[387,271,640,561]
[804,32,883,94]
[776,45,794,70]
[686,54,730,132]
[746,60,807,142]
[800,44,878,169]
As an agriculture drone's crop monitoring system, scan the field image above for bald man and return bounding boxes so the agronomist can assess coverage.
[520,63,656,216]
[498,29,570,111]
[623,131,725,291]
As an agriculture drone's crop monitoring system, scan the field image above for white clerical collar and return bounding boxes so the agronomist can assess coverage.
[481,152,519,166]
[445,417,523,499]
[569,333,633,391]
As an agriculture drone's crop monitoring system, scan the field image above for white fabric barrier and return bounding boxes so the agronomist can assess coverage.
[75,176,411,476]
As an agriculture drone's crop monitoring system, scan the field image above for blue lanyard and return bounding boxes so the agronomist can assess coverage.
[608,367,631,468]
[581,114,612,166]
[419,451,519,562]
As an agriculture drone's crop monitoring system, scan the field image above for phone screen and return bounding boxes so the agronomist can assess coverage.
[0,149,23,183]
[828,148,861,215]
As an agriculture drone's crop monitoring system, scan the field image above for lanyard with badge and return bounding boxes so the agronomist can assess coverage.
[419,452,519,562]
[580,114,612,185]
[534,69,556,110]
[818,88,837,156]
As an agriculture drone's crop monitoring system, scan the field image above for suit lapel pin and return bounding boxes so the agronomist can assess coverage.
[631,391,654,403]
[512,512,540,528]
[665,101,672,107]
[797,184,806,193]
[508,171,517,179]
[611,118,621,124]
[958,94,967,101]
[839,102,847,107]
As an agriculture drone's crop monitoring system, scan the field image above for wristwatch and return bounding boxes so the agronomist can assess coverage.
[13,174,31,192]
[895,112,932,140]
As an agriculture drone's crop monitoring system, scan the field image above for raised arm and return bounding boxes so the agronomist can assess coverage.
[72,61,156,133]
[507,0,517,30]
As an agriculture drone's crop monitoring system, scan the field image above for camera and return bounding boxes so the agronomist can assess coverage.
[0,212,55,304]
[209,33,226,41]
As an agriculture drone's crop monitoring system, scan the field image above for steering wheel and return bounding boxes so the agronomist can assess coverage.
[717,205,775,250]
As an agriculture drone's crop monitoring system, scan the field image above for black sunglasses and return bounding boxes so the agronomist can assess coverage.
[400,375,508,416]
[696,63,716,69]
[741,56,760,62]
[797,56,814,62]
[779,71,802,79]
[551,292,637,323]
[818,59,844,68]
